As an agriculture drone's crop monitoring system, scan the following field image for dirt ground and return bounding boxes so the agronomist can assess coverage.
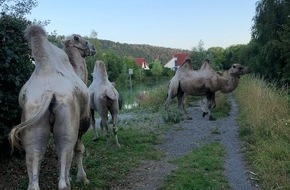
[0,95,258,190]
[111,95,258,190]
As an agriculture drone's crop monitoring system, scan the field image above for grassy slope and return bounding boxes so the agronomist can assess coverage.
[235,75,290,189]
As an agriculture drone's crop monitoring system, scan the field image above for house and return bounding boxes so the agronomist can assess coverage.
[164,53,189,71]
[133,58,150,70]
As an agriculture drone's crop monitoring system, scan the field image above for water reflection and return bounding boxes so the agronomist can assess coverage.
[123,102,139,110]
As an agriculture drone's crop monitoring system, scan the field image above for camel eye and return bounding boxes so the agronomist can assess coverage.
[233,65,236,69]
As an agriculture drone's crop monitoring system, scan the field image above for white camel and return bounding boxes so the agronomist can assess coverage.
[89,60,120,148]
[62,34,96,85]
[9,25,91,190]
[165,58,251,120]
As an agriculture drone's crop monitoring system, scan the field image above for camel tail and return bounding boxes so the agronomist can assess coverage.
[9,92,55,152]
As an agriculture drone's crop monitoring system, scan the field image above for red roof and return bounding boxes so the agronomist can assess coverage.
[173,53,189,66]
[133,58,146,68]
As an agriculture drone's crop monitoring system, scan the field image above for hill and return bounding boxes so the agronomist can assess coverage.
[98,39,190,64]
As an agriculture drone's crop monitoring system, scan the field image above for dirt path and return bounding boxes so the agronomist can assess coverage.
[112,95,257,190]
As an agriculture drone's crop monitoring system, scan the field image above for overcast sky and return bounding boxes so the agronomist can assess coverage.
[26,0,258,50]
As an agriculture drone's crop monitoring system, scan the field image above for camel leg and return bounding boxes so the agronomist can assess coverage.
[53,105,79,190]
[23,116,50,190]
[177,88,191,120]
[74,138,89,184]
[102,116,110,147]
[91,109,99,141]
[110,109,120,148]
[206,93,216,121]
[182,95,188,114]
[164,92,172,111]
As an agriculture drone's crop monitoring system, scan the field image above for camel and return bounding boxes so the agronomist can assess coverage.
[62,34,96,85]
[165,58,251,120]
[9,25,91,190]
[89,60,120,148]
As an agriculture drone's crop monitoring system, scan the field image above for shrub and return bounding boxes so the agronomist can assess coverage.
[0,14,33,157]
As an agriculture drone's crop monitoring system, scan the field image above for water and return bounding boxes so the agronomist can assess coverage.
[117,78,169,110]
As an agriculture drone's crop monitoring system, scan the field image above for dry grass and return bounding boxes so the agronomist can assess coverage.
[235,75,290,189]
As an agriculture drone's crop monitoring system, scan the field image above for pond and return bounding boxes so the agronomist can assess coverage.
[116,77,169,110]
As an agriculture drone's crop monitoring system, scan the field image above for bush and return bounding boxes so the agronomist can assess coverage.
[0,14,33,157]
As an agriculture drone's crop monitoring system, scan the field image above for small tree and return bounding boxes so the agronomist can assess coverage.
[151,61,163,81]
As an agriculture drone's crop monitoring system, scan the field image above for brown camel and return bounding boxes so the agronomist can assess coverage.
[9,25,91,190]
[165,58,251,120]
[89,60,120,148]
[62,34,96,85]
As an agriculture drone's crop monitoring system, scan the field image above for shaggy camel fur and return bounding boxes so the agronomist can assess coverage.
[89,60,120,147]
[62,34,96,85]
[165,58,251,120]
[9,25,91,190]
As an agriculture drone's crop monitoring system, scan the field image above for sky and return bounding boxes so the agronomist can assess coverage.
[26,0,258,50]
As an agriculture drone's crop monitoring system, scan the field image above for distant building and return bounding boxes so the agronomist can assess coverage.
[164,53,189,71]
[133,58,150,70]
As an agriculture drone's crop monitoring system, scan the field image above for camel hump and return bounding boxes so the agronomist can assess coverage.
[24,25,47,42]
[200,59,211,70]
[179,58,192,70]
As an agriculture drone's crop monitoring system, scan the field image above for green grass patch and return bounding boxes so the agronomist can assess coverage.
[162,143,230,190]
[71,124,163,189]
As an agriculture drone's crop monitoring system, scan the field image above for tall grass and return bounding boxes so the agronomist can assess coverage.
[235,75,290,189]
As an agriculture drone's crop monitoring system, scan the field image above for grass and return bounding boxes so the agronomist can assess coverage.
[211,92,231,119]
[235,75,290,189]
[162,142,230,190]
[71,125,164,189]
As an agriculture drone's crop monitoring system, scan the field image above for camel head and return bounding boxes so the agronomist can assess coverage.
[228,64,251,78]
[63,34,96,57]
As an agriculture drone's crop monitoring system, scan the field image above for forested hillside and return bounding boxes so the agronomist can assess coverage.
[98,39,190,64]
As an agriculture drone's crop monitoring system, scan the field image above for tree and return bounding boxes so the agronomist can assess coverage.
[151,61,163,81]
[0,0,37,17]
[251,0,290,83]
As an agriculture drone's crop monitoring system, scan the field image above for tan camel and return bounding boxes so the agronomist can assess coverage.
[62,34,96,85]
[165,58,251,120]
[89,60,120,148]
[9,25,91,190]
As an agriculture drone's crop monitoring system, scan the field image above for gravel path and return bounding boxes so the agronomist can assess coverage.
[113,95,256,190]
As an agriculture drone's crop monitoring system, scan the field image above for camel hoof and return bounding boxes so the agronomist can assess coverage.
[84,178,90,185]
[186,116,193,120]
[209,115,216,121]
[202,112,208,117]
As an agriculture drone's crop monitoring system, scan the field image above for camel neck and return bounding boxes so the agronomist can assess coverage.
[64,46,88,84]
[219,73,240,93]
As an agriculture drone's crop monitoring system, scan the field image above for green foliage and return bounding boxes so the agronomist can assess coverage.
[163,143,230,190]
[1,0,37,17]
[151,61,163,81]
[250,0,290,83]
[0,15,33,155]
[190,40,224,70]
